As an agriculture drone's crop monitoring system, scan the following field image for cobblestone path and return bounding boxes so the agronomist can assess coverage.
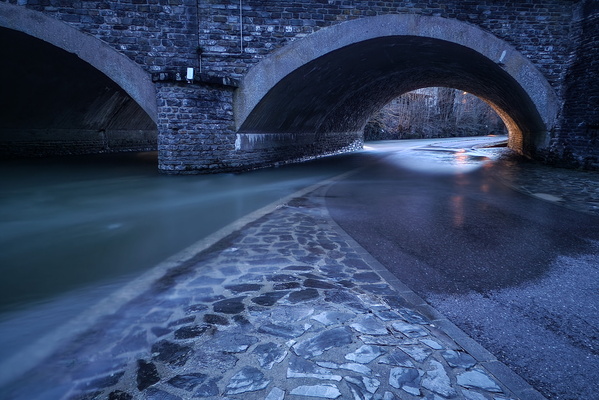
[2,189,542,400]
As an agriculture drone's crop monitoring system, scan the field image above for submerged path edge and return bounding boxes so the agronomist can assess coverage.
[0,168,364,387]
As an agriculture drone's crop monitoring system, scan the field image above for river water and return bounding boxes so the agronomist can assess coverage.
[0,150,366,362]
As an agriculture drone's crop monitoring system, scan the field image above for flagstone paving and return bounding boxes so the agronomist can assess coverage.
[1,188,545,400]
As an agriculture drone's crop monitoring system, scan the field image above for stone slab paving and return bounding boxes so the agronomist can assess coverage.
[1,188,544,400]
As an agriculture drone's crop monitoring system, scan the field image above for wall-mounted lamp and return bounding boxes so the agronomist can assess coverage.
[186,67,194,83]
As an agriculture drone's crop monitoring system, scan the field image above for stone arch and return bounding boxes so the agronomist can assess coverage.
[0,2,157,122]
[235,14,560,158]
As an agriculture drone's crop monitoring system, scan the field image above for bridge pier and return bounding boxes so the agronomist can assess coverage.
[155,81,362,174]
[156,82,236,174]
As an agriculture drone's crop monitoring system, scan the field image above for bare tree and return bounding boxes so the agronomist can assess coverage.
[364,88,507,141]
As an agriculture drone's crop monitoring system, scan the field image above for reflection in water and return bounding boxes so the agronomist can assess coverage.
[381,146,496,174]
[450,195,465,228]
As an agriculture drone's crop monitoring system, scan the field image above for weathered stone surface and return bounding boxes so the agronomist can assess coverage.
[401,345,433,362]
[311,311,355,326]
[151,340,192,366]
[252,291,288,306]
[442,350,477,369]
[420,339,444,350]
[145,388,181,400]
[194,378,220,397]
[346,376,381,395]
[174,324,210,339]
[213,297,246,314]
[137,360,159,391]
[391,321,429,338]
[226,367,270,395]
[108,391,132,400]
[167,373,208,391]
[457,370,503,392]
[378,350,415,368]
[203,313,229,325]
[258,322,307,338]
[345,345,385,364]
[462,389,488,400]
[304,278,337,289]
[274,282,302,290]
[324,290,362,304]
[293,327,353,357]
[389,367,421,396]
[287,357,342,381]
[290,384,342,398]
[350,315,388,335]
[288,289,320,303]
[353,271,382,283]
[225,283,263,294]
[210,333,258,353]
[422,360,457,398]
[374,309,402,321]
[254,342,287,369]
[360,335,409,346]
[192,350,238,373]
[265,387,285,400]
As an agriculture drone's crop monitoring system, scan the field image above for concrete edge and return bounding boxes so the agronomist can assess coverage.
[314,183,549,400]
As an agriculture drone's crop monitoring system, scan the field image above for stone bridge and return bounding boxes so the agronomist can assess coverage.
[1,0,597,172]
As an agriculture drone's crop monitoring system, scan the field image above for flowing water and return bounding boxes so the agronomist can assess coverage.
[0,150,364,363]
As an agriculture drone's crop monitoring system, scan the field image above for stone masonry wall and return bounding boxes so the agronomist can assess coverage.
[4,0,200,75]
[544,0,599,169]
[3,0,589,172]
[156,82,236,173]
[156,82,362,173]
[198,1,575,95]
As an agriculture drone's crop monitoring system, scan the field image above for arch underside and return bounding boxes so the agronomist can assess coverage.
[237,16,559,159]
[0,3,157,157]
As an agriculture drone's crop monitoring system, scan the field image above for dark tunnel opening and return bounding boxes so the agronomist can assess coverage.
[238,36,546,158]
[0,27,157,158]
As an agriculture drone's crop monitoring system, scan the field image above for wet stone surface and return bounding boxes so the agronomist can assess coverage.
[3,195,521,400]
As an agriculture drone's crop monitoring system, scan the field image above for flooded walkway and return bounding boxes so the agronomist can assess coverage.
[1,136,597,399]
[0,182,541,400]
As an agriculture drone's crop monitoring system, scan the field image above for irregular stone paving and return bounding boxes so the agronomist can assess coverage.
[4,194,520,400]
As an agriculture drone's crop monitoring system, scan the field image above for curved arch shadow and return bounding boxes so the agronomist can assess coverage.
[235,14,560,158]
[0,2,157,123]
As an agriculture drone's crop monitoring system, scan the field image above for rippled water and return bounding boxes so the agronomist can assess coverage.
[0,151,361,361]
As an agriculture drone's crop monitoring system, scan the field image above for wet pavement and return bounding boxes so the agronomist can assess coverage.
[1,140,597,400]
[494,154,599,217]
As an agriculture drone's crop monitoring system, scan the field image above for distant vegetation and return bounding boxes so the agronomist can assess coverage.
[364,87,507,141]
